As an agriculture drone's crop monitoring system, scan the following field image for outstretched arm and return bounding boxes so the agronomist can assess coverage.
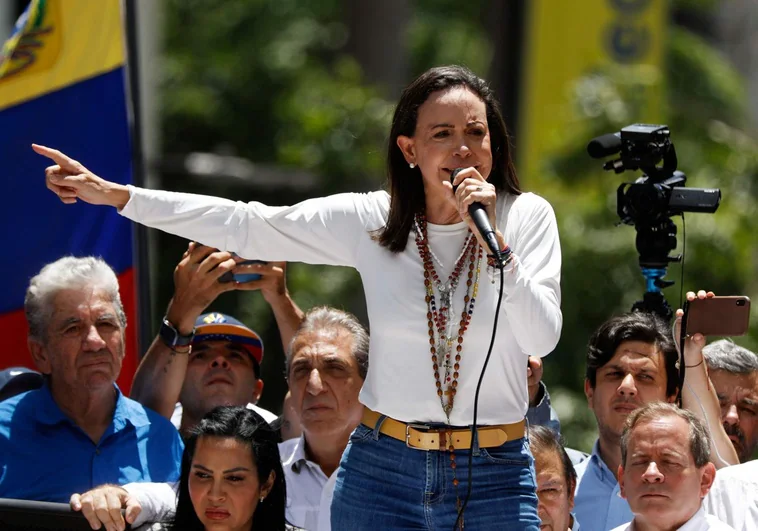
[34,144,378,269]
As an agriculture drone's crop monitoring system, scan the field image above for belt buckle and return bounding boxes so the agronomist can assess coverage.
[405,423,432,450]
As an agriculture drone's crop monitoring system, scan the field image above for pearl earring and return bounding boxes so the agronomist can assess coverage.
[259,496,265,503]
[409,162,416,169]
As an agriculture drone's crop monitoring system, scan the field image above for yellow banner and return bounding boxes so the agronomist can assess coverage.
[0,0,124,111]
[518,0,666,185]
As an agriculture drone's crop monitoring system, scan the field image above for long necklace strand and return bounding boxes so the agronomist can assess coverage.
[415,213,482,530]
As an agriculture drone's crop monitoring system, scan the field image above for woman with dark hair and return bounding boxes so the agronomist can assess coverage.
[36,64,561,529]
[171,406,286,531]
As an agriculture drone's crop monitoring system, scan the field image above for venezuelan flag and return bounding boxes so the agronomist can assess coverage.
[0,0,139,391]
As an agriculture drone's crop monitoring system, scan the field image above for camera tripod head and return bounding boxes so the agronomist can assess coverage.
[587,124,721,320]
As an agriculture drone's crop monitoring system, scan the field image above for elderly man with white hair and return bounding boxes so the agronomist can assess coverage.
[0,256,183,502]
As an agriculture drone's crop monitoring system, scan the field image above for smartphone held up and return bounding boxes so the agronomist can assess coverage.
[218,258,268,283]
[684,296,751,337]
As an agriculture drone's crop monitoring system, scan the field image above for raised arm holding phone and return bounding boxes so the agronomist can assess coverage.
[679,290,743,468]
[130,242,303,432]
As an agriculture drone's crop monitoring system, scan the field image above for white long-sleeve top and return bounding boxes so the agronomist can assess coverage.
[121,186,562,425]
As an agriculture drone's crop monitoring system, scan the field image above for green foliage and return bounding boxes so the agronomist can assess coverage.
[273,58,395,189]
[669,27,747,129]
[407,0,492,77]
[161,0,380,169]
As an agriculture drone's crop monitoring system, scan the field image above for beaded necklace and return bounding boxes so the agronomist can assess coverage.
[414,213,482,530]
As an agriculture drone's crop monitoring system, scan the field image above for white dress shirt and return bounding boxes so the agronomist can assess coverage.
[121,187,562,426]
[702,460,758,531]
[609,507,735,531]
[279,435,331,530]
[316,471,338,531]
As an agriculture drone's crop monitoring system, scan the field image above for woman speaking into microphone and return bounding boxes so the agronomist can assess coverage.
[35,65,561,529]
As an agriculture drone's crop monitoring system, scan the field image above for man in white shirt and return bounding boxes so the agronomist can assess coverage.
[279,306,367,530]
[611,402,734,531]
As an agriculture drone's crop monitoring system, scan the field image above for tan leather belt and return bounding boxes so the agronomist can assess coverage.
[361,407,525,451]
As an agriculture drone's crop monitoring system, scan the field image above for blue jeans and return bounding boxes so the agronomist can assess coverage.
[331,419,539,530]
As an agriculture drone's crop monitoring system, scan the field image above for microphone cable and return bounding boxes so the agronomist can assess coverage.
[453,255,506,530]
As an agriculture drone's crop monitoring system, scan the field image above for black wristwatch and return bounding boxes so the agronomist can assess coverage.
[159,317,195,348]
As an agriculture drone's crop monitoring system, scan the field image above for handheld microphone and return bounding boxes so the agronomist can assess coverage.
[450,168,501,257]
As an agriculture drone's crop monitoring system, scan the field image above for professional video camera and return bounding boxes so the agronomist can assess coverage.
[587,124,721,320]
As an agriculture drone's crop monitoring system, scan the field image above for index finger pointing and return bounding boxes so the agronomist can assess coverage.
[32,144,64,161]
[32,144,79,169]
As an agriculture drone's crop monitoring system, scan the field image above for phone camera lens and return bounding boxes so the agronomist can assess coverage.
[737,300,746,306]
